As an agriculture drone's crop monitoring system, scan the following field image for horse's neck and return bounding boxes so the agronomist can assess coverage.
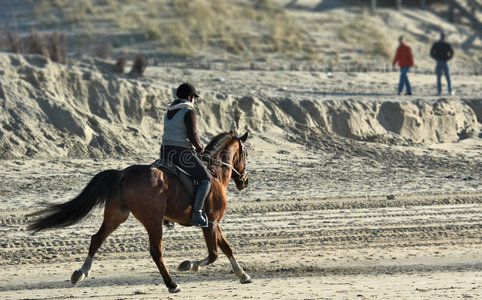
[212,147,236,188]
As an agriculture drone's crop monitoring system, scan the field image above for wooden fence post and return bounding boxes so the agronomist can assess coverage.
[371,0,377,12]
[397,0,402,10]
[448,0,454,22]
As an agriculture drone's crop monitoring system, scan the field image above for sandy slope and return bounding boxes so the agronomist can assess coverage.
[1,53,481,159]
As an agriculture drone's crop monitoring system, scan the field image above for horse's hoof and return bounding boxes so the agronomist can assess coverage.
[240,273,252,284]
[178,260,192,271]
[71,270,85,284]
[168,283,181,293]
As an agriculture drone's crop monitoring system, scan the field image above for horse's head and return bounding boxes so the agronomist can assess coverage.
[203,131,249,190]
[232,132,249,191]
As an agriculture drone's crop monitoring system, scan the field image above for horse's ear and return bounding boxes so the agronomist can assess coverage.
[240,131,248,142]
[229,130,234,135]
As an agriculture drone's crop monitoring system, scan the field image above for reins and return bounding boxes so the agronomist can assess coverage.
[199,139,248,183]
[219,160,247,180]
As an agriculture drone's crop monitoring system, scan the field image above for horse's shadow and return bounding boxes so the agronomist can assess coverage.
[1,272,236,297]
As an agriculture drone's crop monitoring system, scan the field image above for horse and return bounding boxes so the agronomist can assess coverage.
[28,131,251,293]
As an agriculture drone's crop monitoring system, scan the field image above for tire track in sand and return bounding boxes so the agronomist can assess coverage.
[1,192,480,277]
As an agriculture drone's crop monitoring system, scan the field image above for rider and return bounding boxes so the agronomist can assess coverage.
[160,83,211,227]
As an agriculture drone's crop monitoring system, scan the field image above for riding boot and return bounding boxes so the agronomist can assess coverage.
[163,219,175,228]
[190,180,211,227]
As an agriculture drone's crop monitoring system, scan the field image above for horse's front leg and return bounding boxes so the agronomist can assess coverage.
[216,224,252,284]
[178,226,219,272]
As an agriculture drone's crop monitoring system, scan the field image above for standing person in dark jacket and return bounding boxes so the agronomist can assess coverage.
[430,32,454,95]
[392,35,414,95]
[160,83,211,227]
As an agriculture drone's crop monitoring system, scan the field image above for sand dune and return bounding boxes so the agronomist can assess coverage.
[0,53,480,159]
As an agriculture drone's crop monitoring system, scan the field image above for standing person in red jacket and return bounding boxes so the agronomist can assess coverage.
[392,35,414,95]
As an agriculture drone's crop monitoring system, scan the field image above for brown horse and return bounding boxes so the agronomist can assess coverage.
[28,131,251,293]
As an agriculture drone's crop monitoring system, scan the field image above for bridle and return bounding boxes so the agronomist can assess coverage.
[231,138,248,183]
[217,138,248,183]
[201,138,248,183]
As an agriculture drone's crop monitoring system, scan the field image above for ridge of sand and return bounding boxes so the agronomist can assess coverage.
[1,53,480,159]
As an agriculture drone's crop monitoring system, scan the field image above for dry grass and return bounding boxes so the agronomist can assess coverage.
[129,54,147,76]
[0,31,21,53]
[163,21,195,56]
[31,0,314,60]
[47,32,66,63]
[0,30,66,63]
[65,1,94,23]
[145,21,162,41]
[338,10,392,59]
[239,0,316,58]
[115,56,126,73]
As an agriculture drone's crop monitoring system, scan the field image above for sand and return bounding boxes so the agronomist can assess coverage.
[0,133,480,299]
[0,155,481,299]
[1,0,481,299]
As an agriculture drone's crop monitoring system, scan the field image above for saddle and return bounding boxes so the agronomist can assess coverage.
[151,159,196,199]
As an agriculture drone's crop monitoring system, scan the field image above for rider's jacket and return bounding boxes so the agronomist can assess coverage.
[161,99,203,153]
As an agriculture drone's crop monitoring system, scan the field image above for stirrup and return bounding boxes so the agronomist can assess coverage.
[163,219,175,228]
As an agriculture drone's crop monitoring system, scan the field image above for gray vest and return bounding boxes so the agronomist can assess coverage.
[162,107,194,149]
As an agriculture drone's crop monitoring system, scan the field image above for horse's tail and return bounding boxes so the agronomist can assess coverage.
[27,169,123,232]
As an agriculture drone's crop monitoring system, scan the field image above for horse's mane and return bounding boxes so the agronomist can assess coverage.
[204,132,234,156]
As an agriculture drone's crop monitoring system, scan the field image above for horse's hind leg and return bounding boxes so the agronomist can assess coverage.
[142,218,180,293]
[178,226,219,272]
[216,224,252,284]
[71,200,129,284]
